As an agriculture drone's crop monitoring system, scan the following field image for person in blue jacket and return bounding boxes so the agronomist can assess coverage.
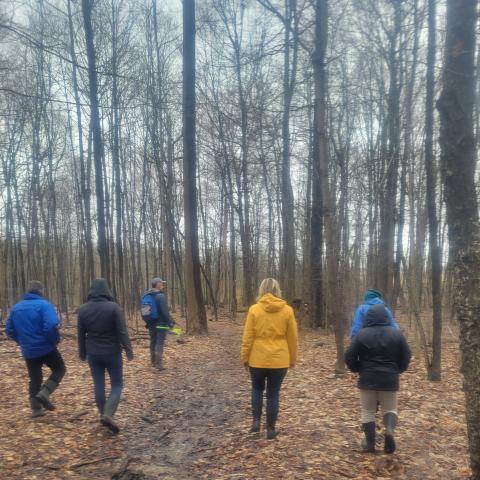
[350,289,399,338]
[5,280,66,417]
[142,277,174,370]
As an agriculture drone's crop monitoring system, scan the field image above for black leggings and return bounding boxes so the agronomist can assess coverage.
[25,348,66,397]
[249,367,288,423]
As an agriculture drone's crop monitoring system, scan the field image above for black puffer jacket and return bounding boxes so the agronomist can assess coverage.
[77,279,133,360]
[345,303,411,391]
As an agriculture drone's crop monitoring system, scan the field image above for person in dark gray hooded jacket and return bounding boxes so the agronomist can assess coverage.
[78,279,133,433]
[345,303,411,454]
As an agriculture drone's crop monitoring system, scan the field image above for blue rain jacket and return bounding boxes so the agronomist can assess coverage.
[5,293,60,359]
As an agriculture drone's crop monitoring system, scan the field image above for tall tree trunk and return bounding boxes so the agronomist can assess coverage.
[67,0,94,291]
[437,0,480,474]
[313,0,344,372]
[280,0,298,302]
[378,1,401,305]
[425,0,442,382]
[81,0,109,280]
[183,0,207,334]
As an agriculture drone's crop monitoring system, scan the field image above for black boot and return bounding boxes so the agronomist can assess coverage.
[150,350,155,366]
[35,379,58,411]
[100,394,121,434]
[250,400,262,433]
[361,422,376,453]
[154,351,165,370]
[266,414,277,440]
[250,416,261,433]
[383,412,398,454]
[29,397,45,418]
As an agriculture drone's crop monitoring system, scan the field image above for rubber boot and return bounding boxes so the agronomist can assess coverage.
[266,414,277,440]
[29,397,45,418]
[361,422,376,453]
[250,414,261,433]
[383,412,398,454]
[100,395,121,434]
[35,379,58,411]
[154,351,165,370]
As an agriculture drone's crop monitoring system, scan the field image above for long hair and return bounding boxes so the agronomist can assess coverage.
[257,278,282,300]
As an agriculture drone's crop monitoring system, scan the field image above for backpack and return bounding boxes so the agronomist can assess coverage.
[140,293,159,324]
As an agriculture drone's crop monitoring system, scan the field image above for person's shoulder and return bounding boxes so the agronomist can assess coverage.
[390,327,406,339]
[10,300,23,310]
[36,298,54,309]
[248,303,260,315]
[109,301,123,313]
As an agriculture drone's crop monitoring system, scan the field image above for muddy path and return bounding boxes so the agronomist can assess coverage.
[118,323,246,479]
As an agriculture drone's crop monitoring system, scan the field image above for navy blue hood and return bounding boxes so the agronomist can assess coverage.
[364,303,391,328]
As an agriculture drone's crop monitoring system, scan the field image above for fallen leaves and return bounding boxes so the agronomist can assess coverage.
[0,312,471,479]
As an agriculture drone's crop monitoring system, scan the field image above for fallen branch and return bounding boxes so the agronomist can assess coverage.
[157,428,171,441]
[70,409,90,421]
[190,446,218,455]
[141,415,154,424]
[43,464,62,470]
[69,455,120,469]
[111,457,133,479]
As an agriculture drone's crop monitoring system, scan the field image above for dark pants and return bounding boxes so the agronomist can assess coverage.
[148,325,167,364]
[25,348,66,398]
[88,353,123,415]
[249,367,288,424]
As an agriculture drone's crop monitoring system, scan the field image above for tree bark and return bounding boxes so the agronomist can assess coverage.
[81,0,109,280]
[437,0,480,474]
[183,0,207,334]
[425,0,442,382]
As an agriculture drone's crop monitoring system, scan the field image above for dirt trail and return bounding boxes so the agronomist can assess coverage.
[118,323,246,479]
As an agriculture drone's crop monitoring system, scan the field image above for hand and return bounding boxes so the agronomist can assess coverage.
[243,362,249,372]
[290,363,295,369]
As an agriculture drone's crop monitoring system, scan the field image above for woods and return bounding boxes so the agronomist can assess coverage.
[1,0,480,477]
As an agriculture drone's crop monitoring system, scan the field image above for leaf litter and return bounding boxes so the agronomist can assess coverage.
[0,313,470,479]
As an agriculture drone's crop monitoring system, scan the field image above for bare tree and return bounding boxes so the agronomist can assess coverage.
[183,0,207,334]
[437,0,480,474]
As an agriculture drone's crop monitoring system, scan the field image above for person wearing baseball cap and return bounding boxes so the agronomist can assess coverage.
[140,277,174,370]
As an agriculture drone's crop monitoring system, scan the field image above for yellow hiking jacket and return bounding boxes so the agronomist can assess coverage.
[240,293,298,368]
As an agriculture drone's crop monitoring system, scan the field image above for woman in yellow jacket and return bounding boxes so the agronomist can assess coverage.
[240,278,298,439]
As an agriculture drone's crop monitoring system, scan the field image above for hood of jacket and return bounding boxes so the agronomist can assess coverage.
[364,296,385,306]
[87,278,115,302]
[257,293,287,313]
[364,303,391,328]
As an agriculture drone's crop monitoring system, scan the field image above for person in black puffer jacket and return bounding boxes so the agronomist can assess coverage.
[345,303,411,454]
[78,279,133,434]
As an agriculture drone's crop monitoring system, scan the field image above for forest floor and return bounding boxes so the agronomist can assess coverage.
[0,312,470,480]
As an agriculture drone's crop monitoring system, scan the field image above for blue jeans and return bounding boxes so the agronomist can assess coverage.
[148,325,167,364]
[88,353,123,416]
[249,367,288,423]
